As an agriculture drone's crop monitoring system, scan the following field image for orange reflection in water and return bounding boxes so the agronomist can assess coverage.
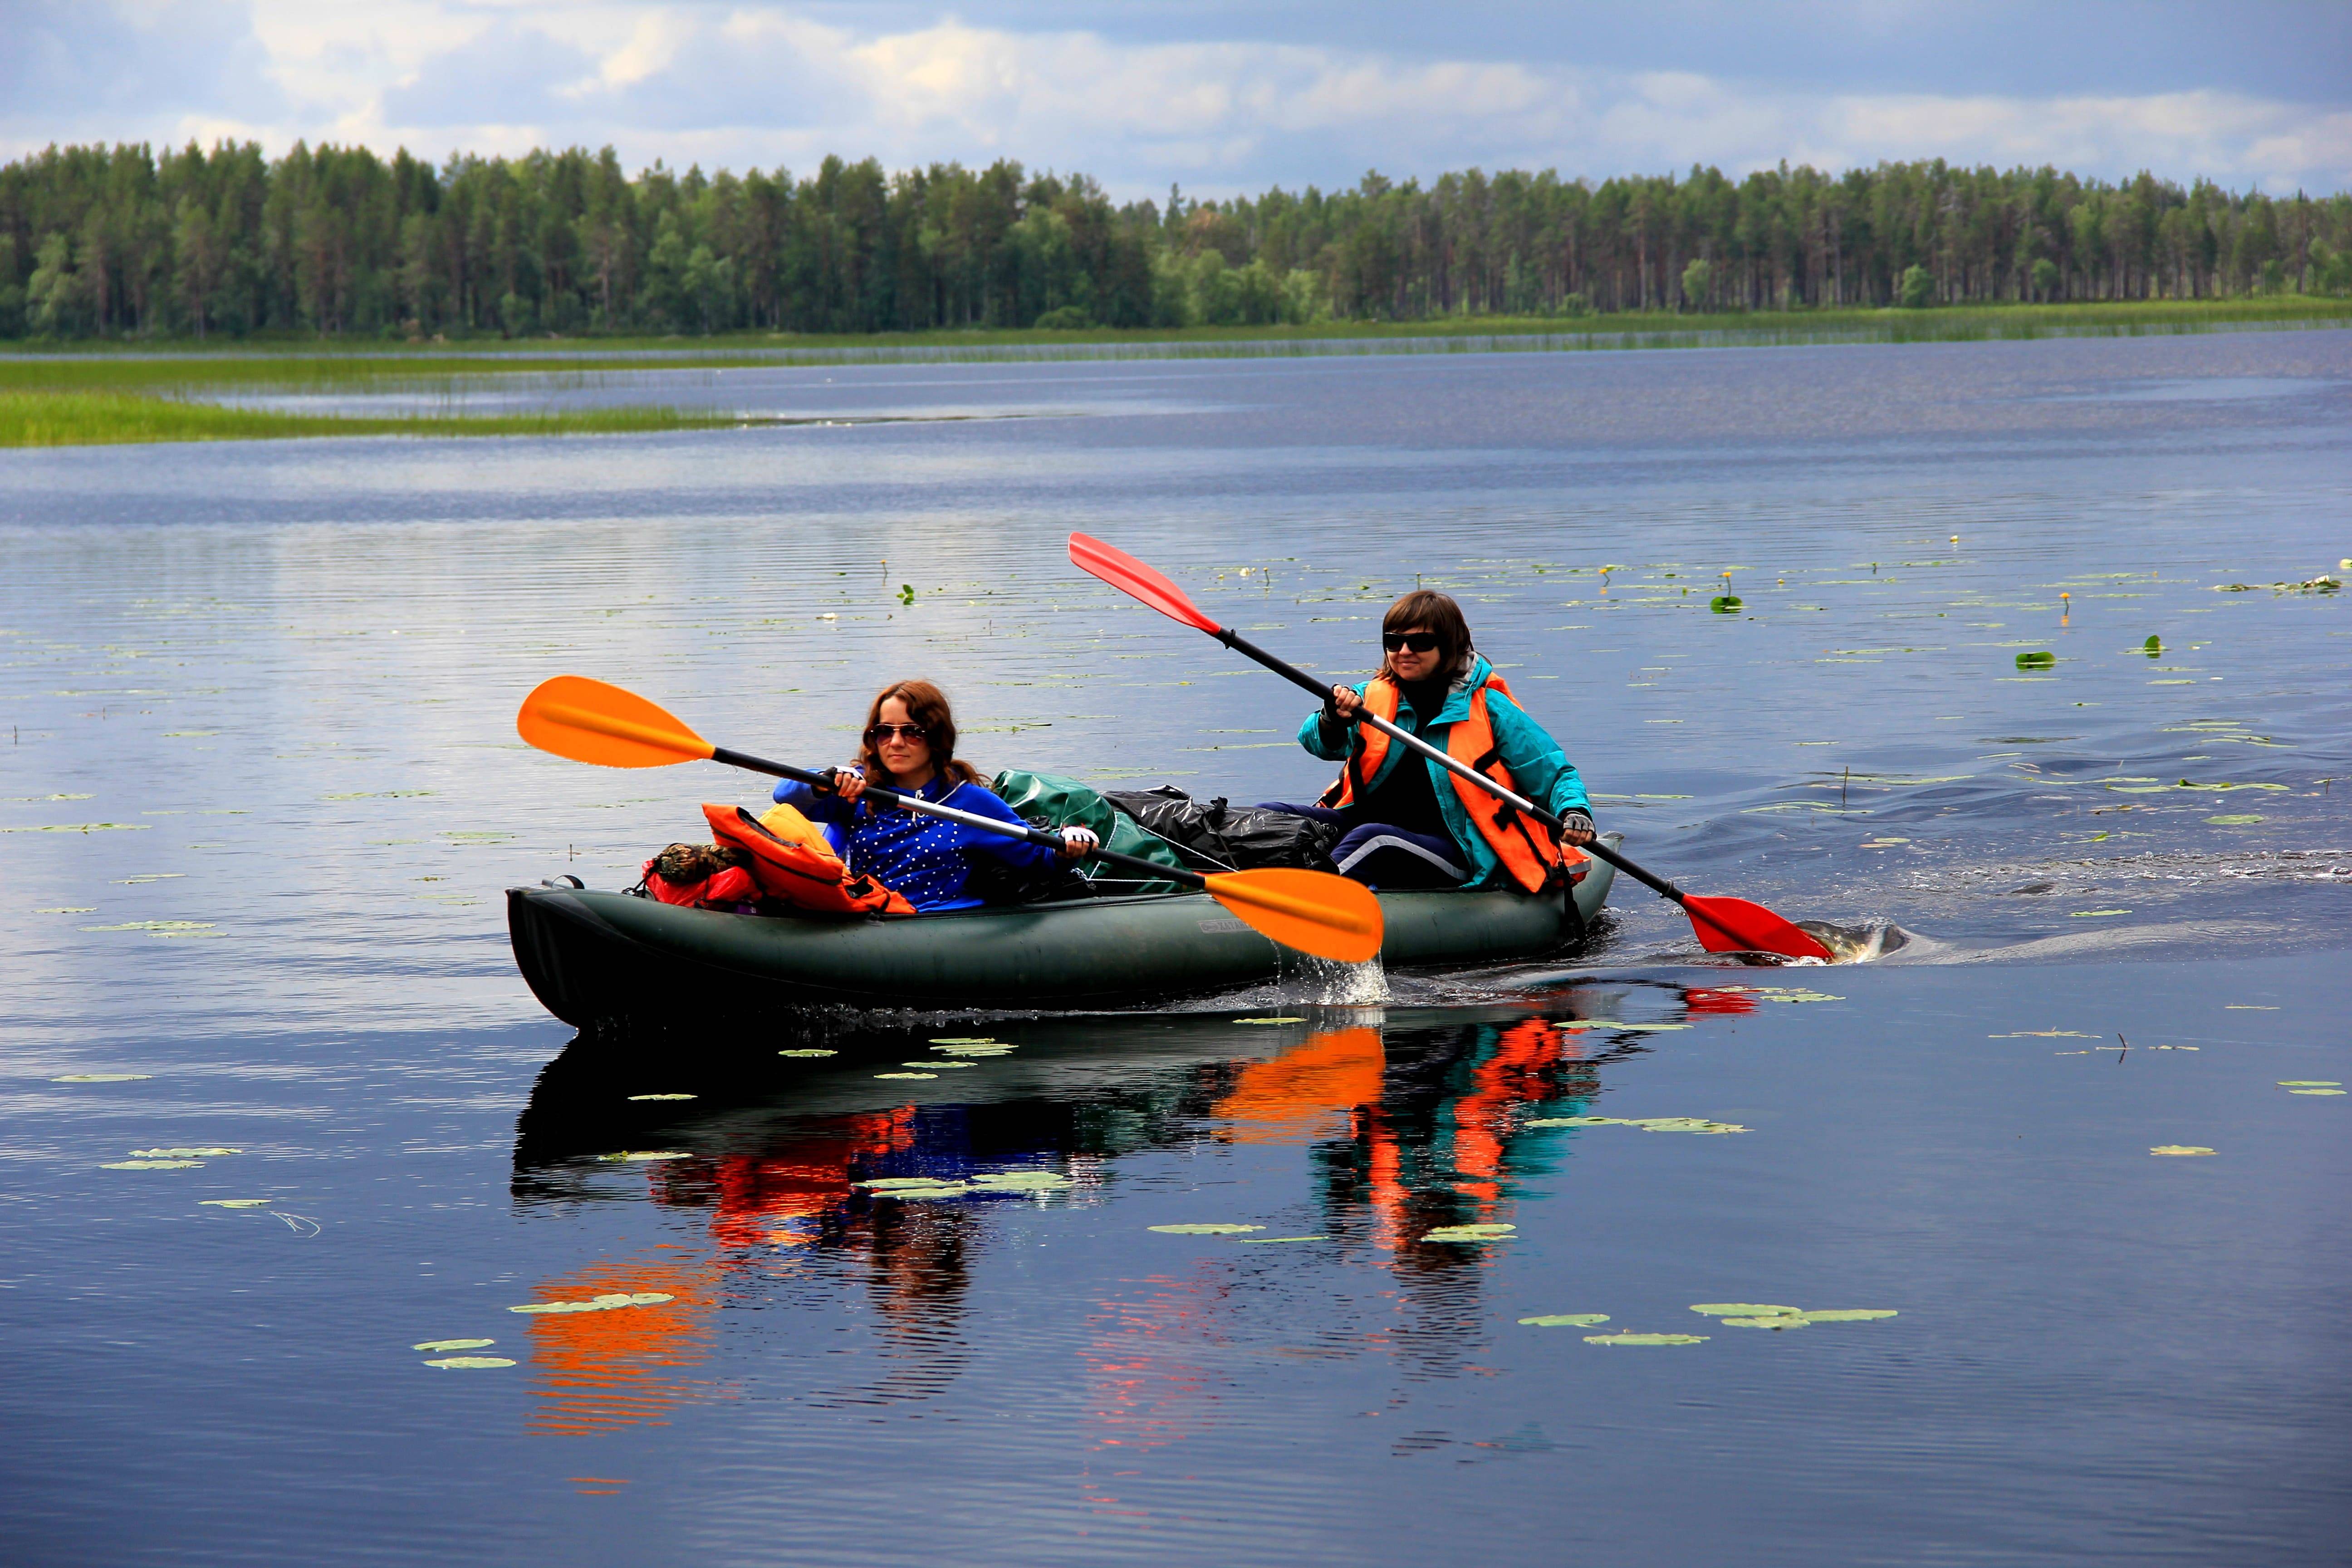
[1212,1025,1383,1144]
[1447,1018,1565,1210]
[694,1106,917,1251]
[522,1253,723,1437]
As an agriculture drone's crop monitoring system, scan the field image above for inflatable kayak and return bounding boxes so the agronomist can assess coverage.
[507,834,1618,1022]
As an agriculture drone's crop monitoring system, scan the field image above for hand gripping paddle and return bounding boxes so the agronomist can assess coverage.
[517,675,1383,964]
[1067,534,1834,963]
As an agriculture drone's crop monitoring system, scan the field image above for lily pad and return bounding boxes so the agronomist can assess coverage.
[775,1049,837,1058]
[1690,1303,1800,1317]
[598,1151,690,1162]
[1148,1223,1264,1235]
[1800,1309,1898,1322]
[932,1044,1015,1056]
[103,1159,203,1169]
[1626,1117,1749,1134]
[413,1338,495,1352]
[129,1147,240,1158]
[52,1073,151,1083]
[1422,1223,1515,1243]
[856,1176,961,1190]
[627,1093,696,1101]
[2014,651,2056,670]
[199,1198,272,1208]
[2277,1081,2341,1087]
[509,1292,672,1315]
[1723,1314,1810,1328]
[906,1060,975,1069]
[883,1184,974,1199]
[1585,1333,1708,1346]
[967,1171,1072,1191]
[1518,1313,1609,1328]
[423,1356,515,1369]
[2150,1145,2216,1156]
[1525,1116,1626,1127]
[2287,1088,2345,1096]
[875,1071,938,1080]
[928,1037,1001,1045]
[1235,1017,1307,1024]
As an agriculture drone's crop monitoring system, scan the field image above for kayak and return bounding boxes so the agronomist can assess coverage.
[507,833,1619,1022]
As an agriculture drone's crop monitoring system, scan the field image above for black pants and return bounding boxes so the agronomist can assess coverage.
[1257,803,1467,889]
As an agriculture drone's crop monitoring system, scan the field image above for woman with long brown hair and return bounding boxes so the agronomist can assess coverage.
[1267,589,1593,890]
[770,679,1095,911]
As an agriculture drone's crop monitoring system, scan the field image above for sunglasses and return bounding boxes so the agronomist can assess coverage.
[865,722,930,743]
[1382,632,1441,653]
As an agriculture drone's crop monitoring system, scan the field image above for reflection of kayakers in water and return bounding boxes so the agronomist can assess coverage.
[771,679,1096,911]
[1265,591,1595,890]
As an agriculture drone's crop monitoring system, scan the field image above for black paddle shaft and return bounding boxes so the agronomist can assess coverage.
[1208,627,1690,906]
[707,745,1205,889]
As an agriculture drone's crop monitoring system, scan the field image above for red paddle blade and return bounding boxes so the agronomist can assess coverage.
[1682,895,1836,962]
[1069,533,1221,634]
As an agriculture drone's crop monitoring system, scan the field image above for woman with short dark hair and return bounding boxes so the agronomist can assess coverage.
[1268,590,1594,890]
[770,679,1095,911]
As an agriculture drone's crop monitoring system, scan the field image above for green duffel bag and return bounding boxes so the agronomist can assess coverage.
[992,769,1191,896]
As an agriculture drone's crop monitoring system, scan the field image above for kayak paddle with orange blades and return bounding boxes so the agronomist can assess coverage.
[1066,532,1833,963]
[515,674,1382,964]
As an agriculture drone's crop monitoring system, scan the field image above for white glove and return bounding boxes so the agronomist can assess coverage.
[1058,826,1100,859]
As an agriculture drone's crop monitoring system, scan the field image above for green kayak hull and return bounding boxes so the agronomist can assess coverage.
[507,837,1616,1022]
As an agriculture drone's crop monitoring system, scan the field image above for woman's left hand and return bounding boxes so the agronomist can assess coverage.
[1058,826,1099,860]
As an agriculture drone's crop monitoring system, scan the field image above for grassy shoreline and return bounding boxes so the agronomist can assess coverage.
[4,297,2342,447]
[0,391,745,447]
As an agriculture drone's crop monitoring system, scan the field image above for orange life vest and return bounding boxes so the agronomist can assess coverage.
[1319,674,1584,895]
[702,803,916,917]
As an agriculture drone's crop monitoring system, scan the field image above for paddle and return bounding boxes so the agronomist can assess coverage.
[1067,533,1835,963]
[516,674,1383,964]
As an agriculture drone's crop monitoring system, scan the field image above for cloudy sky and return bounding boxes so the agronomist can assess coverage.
[6,0,2348,196]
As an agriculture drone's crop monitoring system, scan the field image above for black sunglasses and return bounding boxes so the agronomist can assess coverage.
[1382,632,1441,653]
[865,722,930,743]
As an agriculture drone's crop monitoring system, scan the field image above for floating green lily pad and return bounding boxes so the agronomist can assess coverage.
[968,1171,1072,1191]
[199,1198,272,1208]
[509,1292,673,1315]
[885,1184,974,1199]
[856,1176,961,1190]
[104,1159,202,1169]
[2014,651,2056,670]
[1235,1017,1306,1024]
[2278,1081,2341,1087]
[1149,1223,1264,1235]
[53,1073,151,1083]
[1525,1116,1625,1127]
[2150,1145,2216,1156]
[933,1044,1015,1056]
[1710,594,1743,613]
[875,1071,938,1080]
[1627,1117,1750,1134]
[1691,1303,1800,1317]
[906,1060,976,1069]
[1422,1223,1515,1243]
[627,1093,696,1101]
[1723,1314,1809,1328]
[598,1151,690,1162]
[2205,814,2264,825]
[775,1049,837,1058]
[423,1356,515,1369]
[1519,1313,1609,1328]
[413,1338,495,1352]
[2287,1088,2345,1096]
[1586,1333,1708,1346]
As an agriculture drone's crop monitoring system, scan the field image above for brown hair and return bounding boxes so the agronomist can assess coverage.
[857,678,985,788]
[1378,590,1475,682]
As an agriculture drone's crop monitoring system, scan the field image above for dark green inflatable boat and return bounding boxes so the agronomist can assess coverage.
[506,835,1617,1022]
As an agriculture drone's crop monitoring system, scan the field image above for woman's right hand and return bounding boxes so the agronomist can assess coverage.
[1328,683,1364,722]
[831,767,869,805]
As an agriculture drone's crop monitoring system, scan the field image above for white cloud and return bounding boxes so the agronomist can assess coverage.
[2,2,2344,196]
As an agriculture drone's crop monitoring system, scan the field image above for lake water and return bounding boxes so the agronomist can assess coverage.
[2,329,2347,1564]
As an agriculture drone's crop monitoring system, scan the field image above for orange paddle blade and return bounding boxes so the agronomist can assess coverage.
[1202,867,1385,965]
[517,676,717,769]
[1069,533,1223,635]
[1683,895,1835,962]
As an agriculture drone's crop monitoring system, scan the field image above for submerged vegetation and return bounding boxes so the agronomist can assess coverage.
[1,141,2347,343]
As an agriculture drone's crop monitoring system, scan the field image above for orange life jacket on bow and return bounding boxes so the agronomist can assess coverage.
[1319,674,1584,895]
[702,803,916,917]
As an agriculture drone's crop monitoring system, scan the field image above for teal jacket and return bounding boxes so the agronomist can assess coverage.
[1297,653,1592,889]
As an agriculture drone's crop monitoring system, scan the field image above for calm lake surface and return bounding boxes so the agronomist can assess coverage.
[3,329,2347,1565]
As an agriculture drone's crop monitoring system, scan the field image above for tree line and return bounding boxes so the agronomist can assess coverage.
[2,140,2347,340]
